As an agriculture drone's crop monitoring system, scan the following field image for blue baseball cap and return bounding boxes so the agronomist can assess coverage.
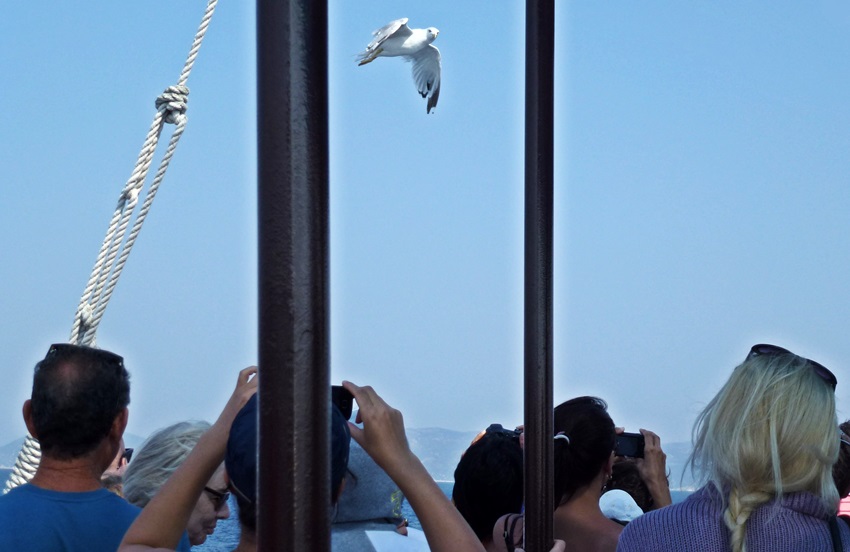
[225,395,352,505]
[226,394,258,504]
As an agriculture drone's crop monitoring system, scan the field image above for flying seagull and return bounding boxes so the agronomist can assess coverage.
[357,18,441,114]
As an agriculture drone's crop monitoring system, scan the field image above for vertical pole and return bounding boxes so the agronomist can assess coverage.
[523,1,555,551]
[257,0,330,550]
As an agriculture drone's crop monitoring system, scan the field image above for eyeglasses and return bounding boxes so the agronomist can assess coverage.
[747,344,837,390]
[44,343,124,370]
[204,486,231,511]
[122,448,134,463]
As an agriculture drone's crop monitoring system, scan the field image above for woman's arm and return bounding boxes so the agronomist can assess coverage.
[119,366,258,552]
[343,381,485,552]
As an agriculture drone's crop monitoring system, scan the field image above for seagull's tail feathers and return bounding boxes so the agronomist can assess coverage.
[357,47,383,66]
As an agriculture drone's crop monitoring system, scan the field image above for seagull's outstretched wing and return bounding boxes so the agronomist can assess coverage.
[409,45,441,114]
[357,18,411,62]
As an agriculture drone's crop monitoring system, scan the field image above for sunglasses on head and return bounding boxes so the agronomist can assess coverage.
[485,424,522,439]
[44,343,124,369]
[746,344,837,390]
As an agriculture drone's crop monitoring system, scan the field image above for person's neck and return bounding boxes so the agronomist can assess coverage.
[555,473,610,523]
[553,477,623,552]
[30,454,107,492]
[232,527,257,552]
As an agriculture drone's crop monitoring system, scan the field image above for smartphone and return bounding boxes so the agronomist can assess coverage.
[615,432,645,458]
[332,385,354,420]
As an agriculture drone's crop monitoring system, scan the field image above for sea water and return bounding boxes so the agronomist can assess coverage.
[194,484,692,551]
[191,482,456,551]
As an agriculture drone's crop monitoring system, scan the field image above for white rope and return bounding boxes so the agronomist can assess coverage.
[5,436,40,490]
[4,0,219,494]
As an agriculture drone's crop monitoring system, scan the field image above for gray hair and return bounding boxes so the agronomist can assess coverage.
[123,420,211,507]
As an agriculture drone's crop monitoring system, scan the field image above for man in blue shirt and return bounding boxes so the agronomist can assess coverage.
[0,343,190,551]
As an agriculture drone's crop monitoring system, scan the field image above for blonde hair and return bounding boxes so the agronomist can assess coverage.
[688,351,839,552]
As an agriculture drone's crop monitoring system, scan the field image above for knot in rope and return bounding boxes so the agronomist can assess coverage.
[155,85,190,124]
[120,186,140,203]
[80,303,94,327]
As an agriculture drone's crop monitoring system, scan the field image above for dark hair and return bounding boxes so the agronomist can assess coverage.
[452,431,524,541]
[553,396,615,507]
[609,459,655,511]
[234,491,257,532]
[30,344,130,460]
[834,420,850,498]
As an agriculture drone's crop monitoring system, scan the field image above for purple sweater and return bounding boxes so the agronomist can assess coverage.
[618,484,850,551]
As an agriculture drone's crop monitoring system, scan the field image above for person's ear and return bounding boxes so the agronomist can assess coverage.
[110,408,129,440]
[22,400,38,439]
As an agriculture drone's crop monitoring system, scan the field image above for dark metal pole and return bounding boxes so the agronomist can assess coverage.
[257,0,330,550]
[523,0,555,551]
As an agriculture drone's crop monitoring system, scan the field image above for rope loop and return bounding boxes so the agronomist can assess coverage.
[155,85,190,124]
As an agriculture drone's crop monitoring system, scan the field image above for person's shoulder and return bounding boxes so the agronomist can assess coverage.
[0,483,43,507]
[97,489,142,520]
[619,489,712,545]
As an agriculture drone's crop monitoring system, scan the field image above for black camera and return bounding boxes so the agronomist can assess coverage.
[332,385,354,420]
[614,432,645,458]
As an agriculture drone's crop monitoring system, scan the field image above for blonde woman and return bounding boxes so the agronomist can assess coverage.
[618,344,850,551]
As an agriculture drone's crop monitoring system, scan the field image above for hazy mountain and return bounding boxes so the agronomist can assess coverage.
[1,430,696,490]
[0,438,25,469]
[406,427,478,482]
[406,428,696,490]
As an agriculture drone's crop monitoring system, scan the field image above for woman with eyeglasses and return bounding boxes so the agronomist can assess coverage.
[618,344,850,552]
[122,420,231,546]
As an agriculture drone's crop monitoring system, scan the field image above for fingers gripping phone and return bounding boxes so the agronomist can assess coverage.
[332,385,354,420]
[615,432,645,458]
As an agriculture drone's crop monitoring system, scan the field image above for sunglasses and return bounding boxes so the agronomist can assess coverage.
[204,486,231,511]
[122,448,134,463]
[485,423,522,439]
[44,343,124,369]
[746,344,837,390]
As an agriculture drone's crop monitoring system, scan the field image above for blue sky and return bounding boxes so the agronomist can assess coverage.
[2,1,850,450]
